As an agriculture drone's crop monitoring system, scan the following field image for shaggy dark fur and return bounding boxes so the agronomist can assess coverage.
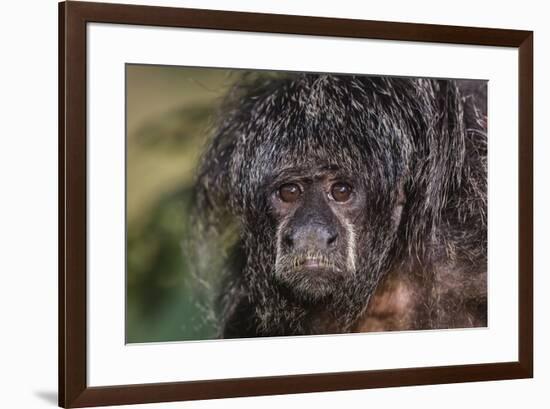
[192,73,487,338]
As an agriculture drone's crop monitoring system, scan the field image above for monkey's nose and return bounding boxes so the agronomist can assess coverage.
[285,226,338,250]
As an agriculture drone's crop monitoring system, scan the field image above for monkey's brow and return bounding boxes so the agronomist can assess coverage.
[274,164,341,178]
[264,165,351,188]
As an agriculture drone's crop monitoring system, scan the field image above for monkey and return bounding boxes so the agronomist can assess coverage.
[191,72,487,338]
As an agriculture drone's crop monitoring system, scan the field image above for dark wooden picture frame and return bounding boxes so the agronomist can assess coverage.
[59,1,533,407]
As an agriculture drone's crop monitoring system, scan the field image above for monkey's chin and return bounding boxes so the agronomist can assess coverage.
[275,267,345,303]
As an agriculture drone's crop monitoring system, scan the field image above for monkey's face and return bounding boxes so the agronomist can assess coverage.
[269,167,368,302]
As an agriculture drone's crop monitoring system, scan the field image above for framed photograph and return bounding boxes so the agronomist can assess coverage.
[59,1,533,407]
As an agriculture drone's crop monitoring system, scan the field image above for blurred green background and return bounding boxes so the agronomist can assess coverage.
[126,64,241,343]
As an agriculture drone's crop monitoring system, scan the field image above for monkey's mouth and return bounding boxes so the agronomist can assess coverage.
[303,258,322,268]
[274,253,349,301]
[274,252,348,281]
[290,253,343,274]
[300,257,330,270]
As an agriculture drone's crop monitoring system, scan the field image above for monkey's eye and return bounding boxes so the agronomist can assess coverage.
[278,183,301,203]
[330,182,353,202]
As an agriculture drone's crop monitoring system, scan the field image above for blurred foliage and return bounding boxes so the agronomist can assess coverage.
[125,65,239,343]
[134,103,215,148]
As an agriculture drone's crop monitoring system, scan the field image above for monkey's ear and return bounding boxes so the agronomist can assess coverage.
[397,181,407,206]
[392,180,407,229]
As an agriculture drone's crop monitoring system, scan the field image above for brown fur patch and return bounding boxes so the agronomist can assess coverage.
[354,270,418,332]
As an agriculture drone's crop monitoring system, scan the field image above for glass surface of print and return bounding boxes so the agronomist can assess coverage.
[126,65,488,343]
